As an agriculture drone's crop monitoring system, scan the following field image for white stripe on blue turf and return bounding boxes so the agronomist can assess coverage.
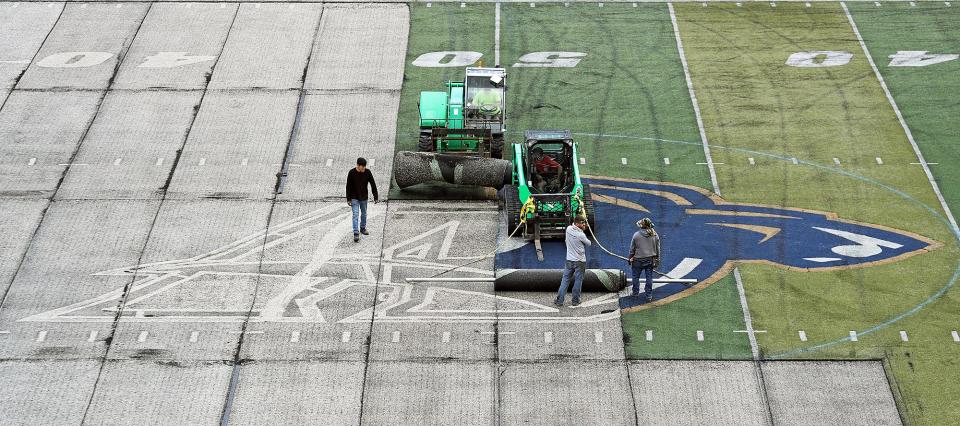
[669,2,759,360]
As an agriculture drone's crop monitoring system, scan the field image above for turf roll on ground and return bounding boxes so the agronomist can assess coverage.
[494,268,626,292]
[393,151,513,189]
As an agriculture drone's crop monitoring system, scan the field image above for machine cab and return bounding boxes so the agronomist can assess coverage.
[464,67,506,121]
[523,130,576,194]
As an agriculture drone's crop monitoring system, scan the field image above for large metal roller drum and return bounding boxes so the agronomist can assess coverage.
[494,268,626,292]
[393,151,513,189]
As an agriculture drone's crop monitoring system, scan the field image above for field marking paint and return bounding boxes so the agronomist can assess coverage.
[910,1,915,6]
[326,159,333,167]
[156,158,163,166]
[849,330,858,341]
[341,331,351,343]
[799,330,807,341]
[530,2,535,7]
[0,330,9,335]
[579,157,585,165]
[241,158,248,166]
[952,330,959,342]
[113,158,122,166]
[899,330,909,342]
[645,330,653,341]
[669,4,719,194]
[442,331,451,343]
[290,331,300,343]
[844,2,960,233]
[35,330,47,342]
[544,331,553,343]
[696,330,704,341]
[805,1,811,6]
[426,2,431,7]
[876,157,883,165]
[461,2,465,7]
[199,158,206,166]
[28,158,36,166]
[911,162,939,165]
[663,157,670,165]
[189,331,199,343]
[391,330,400,342]
[874,1,880,6]
[494,2,501,66]
[748,157,755,165]
[670,2,758,359]
[137,331,148,342]
[833,157,841,166]
[791,157,798,165]
[594,331,603,343]
[621,157,627,165]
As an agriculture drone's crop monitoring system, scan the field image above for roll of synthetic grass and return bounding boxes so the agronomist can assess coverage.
[393,151,513,189]
[494,268,626,292]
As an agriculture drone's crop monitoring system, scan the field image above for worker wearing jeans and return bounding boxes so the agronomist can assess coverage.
[628,218,661,302]
[345,157,378,242]
[555,216,591,307]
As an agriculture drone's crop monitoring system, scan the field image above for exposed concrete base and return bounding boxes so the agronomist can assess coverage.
[763,361,902,425]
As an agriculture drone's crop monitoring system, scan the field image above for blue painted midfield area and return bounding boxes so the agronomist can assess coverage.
[495,177,938,309]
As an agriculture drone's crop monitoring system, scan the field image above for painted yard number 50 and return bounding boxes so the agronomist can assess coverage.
[412,51,586,68]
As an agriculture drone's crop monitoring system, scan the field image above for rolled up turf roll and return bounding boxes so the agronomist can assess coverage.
[394,151,513,189]
[494,268,626,292]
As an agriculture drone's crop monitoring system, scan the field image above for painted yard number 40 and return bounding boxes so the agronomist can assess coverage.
[413,51,586,68]
[786,50,959,67]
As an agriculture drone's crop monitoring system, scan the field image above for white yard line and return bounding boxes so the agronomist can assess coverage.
[669,2,759,360]
[668,3,719,194]
[495,2,502,66]
[843,1,959,233]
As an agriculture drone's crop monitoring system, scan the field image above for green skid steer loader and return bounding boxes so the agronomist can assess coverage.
[502,130,596,260]
[417,67,507,159]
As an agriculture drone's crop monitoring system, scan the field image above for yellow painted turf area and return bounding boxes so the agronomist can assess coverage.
[674,2,960,424]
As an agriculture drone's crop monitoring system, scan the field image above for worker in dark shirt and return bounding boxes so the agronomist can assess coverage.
[346,157,378,242]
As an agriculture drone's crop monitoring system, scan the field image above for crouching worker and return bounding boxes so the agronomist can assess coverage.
[628,217,661,302]
[555,216,591,307]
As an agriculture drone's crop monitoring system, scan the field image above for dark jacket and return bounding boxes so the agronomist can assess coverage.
[346,168,378,201]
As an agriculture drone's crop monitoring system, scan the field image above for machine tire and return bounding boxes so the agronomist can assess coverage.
[582,184,597,232]
[491,134,505,159]
[503,185,522,234]
[417,131,434,152]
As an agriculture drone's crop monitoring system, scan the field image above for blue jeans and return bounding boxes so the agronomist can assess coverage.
[631,257,655,296]
[556,260,585,304]
[350,199,367,234]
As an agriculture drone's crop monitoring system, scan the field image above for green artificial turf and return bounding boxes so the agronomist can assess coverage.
[675,3,960,424]
[844,3,960,423]
[500,2,752,359]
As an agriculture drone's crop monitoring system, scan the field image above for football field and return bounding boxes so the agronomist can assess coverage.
[396,1,960,424]
[0,1,958,424]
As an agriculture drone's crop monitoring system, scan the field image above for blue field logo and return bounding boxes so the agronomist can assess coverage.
[495,176,941,311]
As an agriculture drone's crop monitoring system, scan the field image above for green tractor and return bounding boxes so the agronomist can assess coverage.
[502,130,596,260]
[417,67,507,159]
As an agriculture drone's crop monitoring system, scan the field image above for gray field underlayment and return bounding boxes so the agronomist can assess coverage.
[0,2,901,425]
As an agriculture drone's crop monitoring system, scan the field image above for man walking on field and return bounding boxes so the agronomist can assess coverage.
[345,157,378,243]
[555,216,591,307]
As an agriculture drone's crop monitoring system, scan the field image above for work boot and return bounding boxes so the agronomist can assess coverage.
[646,294,653,303]
[353,233,360,243]
[553,299,563,307]
[571,300,581,307]
[360,228,369,236]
